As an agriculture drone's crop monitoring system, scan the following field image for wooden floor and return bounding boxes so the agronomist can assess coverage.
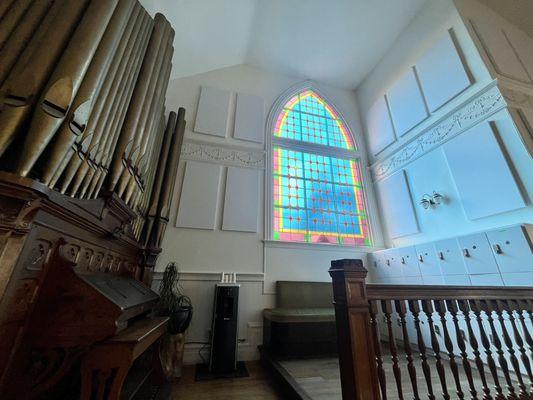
[279,353,527,400]
[170,362,285,400]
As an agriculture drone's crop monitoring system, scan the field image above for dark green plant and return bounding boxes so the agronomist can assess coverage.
[157,262,193,334]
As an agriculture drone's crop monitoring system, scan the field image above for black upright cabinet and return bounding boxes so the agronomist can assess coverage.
[209,284,240,373]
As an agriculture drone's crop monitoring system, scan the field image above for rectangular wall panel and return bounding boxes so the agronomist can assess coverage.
[387,67,429,136]
[194,86,231,137]
[234,93,265,144]
[416,31,471,112]
[366,96,396,155]
[470,19,531,83]
[176,161,222,230]
[222,167,260,232]
[443,121,526,220]
[376,170,419,239]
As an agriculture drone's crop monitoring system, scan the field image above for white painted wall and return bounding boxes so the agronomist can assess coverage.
[357,0,533,250]
[157,64,374,363]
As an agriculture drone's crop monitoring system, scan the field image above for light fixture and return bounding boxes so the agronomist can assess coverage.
[420,191,444,209]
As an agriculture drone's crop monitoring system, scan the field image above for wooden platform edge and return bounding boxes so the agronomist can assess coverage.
[258,346,313,400]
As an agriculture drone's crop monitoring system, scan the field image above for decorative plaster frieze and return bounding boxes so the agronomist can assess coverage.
[371,84,506,181]
[180,139,265,169]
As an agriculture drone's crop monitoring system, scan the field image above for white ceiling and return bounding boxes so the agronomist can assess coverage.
[141,0,428,89]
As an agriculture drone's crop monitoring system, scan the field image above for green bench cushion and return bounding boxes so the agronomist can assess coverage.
[276,281,333,308]
[263,307,335,323]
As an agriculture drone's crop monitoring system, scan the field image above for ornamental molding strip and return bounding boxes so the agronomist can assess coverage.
[180,139,265,169]
[371,83,506,181]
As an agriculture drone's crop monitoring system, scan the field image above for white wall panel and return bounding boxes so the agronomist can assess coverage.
[194,86,231,137]
[222,167,260,232]
[387,68,428,136]
[234,93,265,143]
[471,20,531,83]
[366,96,396,155]
[443,121,526,220]
[376,170,419,239]
[416,31,471,112]
[176,161,222,230]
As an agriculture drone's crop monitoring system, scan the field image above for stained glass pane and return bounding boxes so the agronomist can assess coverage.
[274,90,355,150]
[272,146,371,246]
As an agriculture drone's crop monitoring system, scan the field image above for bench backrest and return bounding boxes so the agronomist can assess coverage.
[276,281,333,308]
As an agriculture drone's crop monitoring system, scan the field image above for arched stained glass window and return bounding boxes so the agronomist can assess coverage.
[271,89,371,246]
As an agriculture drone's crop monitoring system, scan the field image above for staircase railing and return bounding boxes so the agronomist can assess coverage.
[329,259,533,400]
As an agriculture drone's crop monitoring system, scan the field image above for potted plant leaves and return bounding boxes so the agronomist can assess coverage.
[157,262,193,380]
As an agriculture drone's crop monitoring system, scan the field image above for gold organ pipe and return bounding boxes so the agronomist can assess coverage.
[0,0,89,158]
[115,21,171,197]
[55,5,144,192]
[141,111,176,245]
[107,13,168,192]
[0,0,33,49]
[0,0,16,23]
[119,33,174,199]
[72,11,153,197]
[16,0,120,177]
[86,11,153,199]
[0,0,54,85]
[39,0,135,185]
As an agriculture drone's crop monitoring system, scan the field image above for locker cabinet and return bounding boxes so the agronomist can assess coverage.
[469,273,504,286]
[457,232,499,274]
[397,246,421,277]
[486,225,533,273]
[434,238,468,275]
[443,275,471,286]
[369,251,388,282]
[415,242,441,276]
[384,249,403,278]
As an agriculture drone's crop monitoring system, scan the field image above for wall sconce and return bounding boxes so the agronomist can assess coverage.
[420,191,444,209]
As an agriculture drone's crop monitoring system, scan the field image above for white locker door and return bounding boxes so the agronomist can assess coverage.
[385,249,403,278]
[371,251,388,282]
[398,246,421,277]
[470,274,504,286]
[435,238,468,275]
[415,243,441,276]
[367,253,380,282]
[457,233,499,274]
[486,225,533,273]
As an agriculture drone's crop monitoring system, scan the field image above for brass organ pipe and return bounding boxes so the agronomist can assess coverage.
[119,35,173,199]
[0,0,33,49]
[75,11,153,198]
[107,13,168,192]
[87,12,153,199]
[0,0,90,158]
[0,0,16,23]
[16,0,120,177]
[55,5,144,192]
[141,111,176,245]
[148,108,186,248]
[65,10,151,197]
[124,56,173,205]
[49,5,144,190]
[115,21,171,197]
[0,0,54,85]
[40,0,135,185]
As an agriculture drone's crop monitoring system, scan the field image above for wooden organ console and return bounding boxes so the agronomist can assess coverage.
[0,1,184,398]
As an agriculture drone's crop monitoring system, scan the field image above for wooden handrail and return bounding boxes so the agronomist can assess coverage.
[366,284,533,300]
[330,259,533,400]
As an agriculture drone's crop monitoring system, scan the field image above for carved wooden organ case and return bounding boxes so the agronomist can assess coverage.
[0,0,185,398]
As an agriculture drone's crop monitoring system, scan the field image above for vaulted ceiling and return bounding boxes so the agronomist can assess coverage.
[140,0,428,89]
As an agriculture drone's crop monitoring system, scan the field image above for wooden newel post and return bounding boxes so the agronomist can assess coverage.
[329,259,380,400]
